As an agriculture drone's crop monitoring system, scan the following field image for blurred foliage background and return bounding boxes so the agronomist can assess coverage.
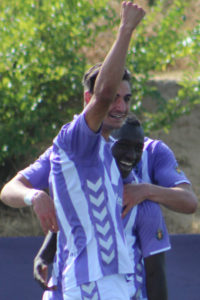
[0,0,199,185]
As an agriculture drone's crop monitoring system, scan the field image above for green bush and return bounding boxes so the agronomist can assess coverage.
[0,0,117,171]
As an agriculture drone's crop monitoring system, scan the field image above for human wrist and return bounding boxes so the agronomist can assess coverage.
[119,23,134,37]
[144,183,162,203]
[24,189,39,206]
[141,182,152,200]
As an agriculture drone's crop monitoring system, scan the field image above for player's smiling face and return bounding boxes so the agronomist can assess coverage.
[103,80,131,131]
[112,126,144,178]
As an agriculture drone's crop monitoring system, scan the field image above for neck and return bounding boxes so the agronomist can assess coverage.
[102,127,111,141]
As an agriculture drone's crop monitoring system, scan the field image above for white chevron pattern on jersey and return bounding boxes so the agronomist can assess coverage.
[84,295,98,300]
[81,282,99,300]
[101,250,115,264]
[82,282,96,294]
[99,236,113,249]
[89,192,104,207]
[92,207,107,221]
[87,178,115,265]
[96,221,110,235]
[87,178,102,193]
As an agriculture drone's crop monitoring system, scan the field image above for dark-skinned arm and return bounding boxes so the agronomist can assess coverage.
[144,252,168,300]
[33,231,57,290]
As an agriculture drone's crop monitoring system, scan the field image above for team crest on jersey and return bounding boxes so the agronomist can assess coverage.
[156,229,164,240]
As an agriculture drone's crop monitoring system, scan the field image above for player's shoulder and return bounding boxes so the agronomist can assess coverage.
[54,113,90,148]
[144,137,159,150]
[40,146,53,160]
[144,137,173,155]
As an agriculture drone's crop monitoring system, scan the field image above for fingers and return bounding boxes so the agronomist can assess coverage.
[50,214,59,232]
[39,213,58,234]
[40,217,51,235]
[34,261,57,291]
[122,1,146,15]
[122,204,131,218]
[37,279,57,291]
[121,2,146,31]
[34,261,49,290]
[46,285,57,291]
[36,277,49,291]
[34,271,57,291]
[32,191,59,233]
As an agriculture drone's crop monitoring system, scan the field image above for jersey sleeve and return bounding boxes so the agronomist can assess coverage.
[135,200,171,258]
[53,113,101,161]
[19,146,52,189]
[151,141,191,187]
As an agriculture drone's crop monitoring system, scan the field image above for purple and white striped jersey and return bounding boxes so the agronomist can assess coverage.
[20,137,190,194]
[136,137,190,186]
[20,146,51,190]
[49,113,133,293]
[19,135,186,299]
[122,171,171,299]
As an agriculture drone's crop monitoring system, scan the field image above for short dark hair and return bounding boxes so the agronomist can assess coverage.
[125,113,141,127]
[111,113,142,139]
[82,62,131,93]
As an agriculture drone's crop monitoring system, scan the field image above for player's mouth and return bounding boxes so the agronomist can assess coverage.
[118,160,134,173]
[109,113,126,121]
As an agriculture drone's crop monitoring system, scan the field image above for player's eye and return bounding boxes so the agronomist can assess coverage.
[124,95,131,103]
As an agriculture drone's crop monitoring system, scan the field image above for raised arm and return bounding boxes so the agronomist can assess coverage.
[84,2,145,132]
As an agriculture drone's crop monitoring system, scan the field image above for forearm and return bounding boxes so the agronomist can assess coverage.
[0,174,34,207]
[144,183,198,214]
[146,266,168,300]
[85,26,134,132]
[94,25,133,102]
[145,253,168,300]
[35,231,57,264]
[95,4,145,101]
[123,182,198,217]
[85,4,145,132]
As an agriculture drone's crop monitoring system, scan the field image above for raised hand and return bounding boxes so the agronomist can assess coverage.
[120,1,145,32]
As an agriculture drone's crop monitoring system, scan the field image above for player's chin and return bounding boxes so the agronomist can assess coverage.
[118,163,132,178]
[107,117,125,129]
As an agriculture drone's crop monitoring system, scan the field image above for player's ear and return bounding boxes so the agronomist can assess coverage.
[84,90,92,105]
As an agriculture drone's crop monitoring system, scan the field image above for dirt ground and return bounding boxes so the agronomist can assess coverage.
[156,107,200,234]
[144,80,200,234]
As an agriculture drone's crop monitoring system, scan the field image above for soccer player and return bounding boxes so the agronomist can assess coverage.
[121,127,197,218]
[2,3,146,300]
[0,1,197,297]
[46,3,146,299]
[34,115,171,300]
[112,115,170,300]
